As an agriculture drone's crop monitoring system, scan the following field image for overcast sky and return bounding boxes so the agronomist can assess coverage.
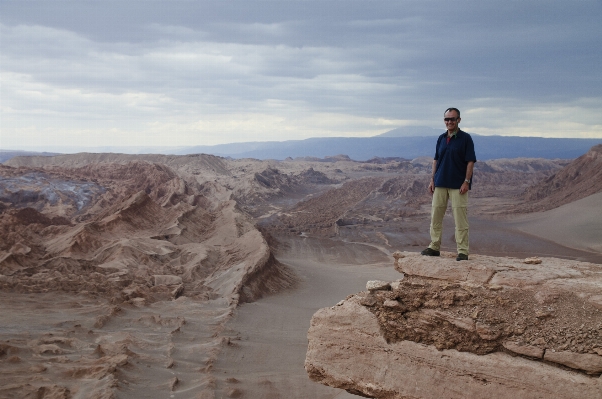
[1,1,601,151]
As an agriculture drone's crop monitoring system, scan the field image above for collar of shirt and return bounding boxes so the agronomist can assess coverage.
[447,129,459,138]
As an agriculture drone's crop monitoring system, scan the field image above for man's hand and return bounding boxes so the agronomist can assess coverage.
[429,160,437,196]
[460,182,469,194]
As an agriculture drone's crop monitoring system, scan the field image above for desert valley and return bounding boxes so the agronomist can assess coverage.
[1,145,602,398]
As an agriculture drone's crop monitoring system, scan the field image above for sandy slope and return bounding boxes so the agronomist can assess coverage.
[507,192,602,254]
[0,292,234,399]
[213,239,398,398]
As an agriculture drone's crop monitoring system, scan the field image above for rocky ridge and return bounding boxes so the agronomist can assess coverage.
[521,144,602,211]
[0,159,297,304]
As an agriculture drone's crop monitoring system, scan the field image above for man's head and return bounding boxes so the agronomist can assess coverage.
[444,108,461,134]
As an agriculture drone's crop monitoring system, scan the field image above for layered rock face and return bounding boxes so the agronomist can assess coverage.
[306,252,602,398]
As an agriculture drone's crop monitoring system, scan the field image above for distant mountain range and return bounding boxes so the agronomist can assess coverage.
[0,150,60,163]
[2,127,601,162]
[376,126,442,137]
[174,126,602,160]
[174,135,601,161]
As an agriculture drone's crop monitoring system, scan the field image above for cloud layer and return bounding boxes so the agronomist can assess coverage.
[1,1,601,151]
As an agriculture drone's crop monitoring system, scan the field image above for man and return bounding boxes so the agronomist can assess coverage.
[421,108,476,261]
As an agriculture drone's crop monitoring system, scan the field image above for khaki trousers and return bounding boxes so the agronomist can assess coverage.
[428,187,469,255]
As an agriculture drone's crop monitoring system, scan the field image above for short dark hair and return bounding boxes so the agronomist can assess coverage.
[444,108,460,118]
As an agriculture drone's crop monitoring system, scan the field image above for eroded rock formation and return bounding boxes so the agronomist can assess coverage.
[0,159,296,398]
[306,252,602,398]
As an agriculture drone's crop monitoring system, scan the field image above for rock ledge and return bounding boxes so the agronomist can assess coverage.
[306,252,602,398]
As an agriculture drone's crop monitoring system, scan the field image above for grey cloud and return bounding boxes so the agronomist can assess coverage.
[1,0,601,149]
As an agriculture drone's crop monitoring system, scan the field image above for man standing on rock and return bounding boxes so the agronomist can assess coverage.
[421,108,476,261]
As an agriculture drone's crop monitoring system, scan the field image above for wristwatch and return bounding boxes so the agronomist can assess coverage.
[464,178,471,183]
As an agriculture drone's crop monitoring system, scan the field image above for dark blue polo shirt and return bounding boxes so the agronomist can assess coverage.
[433,129,477,189]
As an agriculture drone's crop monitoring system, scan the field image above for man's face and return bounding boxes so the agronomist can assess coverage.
[444,110,460,133]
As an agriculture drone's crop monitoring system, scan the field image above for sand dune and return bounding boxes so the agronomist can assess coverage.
[508,192,602,254]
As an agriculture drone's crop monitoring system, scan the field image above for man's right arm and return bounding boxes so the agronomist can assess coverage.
[428,159,437,195]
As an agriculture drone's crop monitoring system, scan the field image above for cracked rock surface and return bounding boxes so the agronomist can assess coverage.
[305,252,602,398]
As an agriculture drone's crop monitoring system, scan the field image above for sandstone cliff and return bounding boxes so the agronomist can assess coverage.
[306,252,602,398]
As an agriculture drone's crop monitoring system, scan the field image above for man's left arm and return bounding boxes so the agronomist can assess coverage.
[460,161,474,195]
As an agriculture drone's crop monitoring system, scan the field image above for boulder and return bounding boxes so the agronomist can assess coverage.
[366,280,390,292]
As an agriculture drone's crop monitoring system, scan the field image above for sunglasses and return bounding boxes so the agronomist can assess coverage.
[444,117,458,122]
